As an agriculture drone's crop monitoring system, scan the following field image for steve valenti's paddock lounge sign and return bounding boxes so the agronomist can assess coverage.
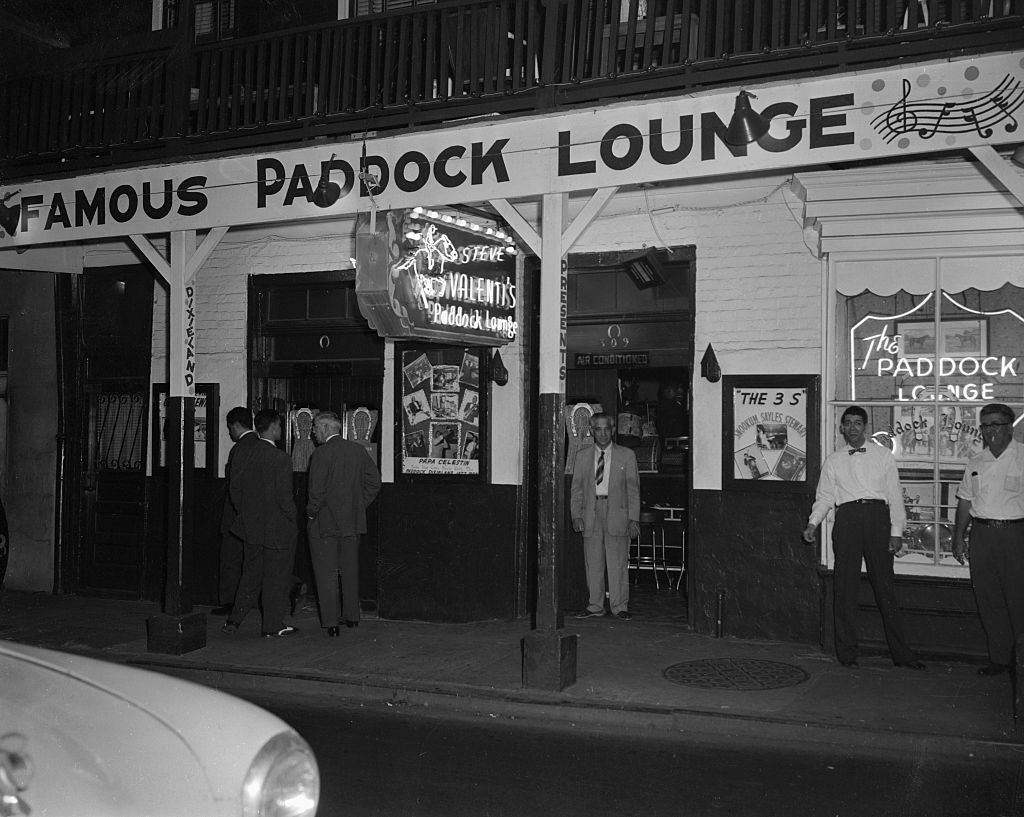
[355,209,517,346]
[0,52,1021,248]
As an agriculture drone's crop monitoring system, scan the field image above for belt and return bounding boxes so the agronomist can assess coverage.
[595,496,609,501]
[972,517,1024,528]
[840,498,886,507]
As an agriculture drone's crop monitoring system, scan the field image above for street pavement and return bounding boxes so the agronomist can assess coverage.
[1,589,1021,760]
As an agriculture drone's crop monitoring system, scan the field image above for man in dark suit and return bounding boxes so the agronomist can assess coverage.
[307,410,381,636]
[213,406,258,617]
[222,409,298,637]
[571,412,641,620]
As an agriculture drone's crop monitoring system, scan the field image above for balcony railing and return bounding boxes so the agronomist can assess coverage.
[1,0,1020,180]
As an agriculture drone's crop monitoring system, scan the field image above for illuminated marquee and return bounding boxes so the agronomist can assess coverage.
[355,208,518,346]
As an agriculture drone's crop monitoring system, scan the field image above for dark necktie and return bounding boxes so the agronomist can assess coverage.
[849,447,866,455]
[596,450,605,486]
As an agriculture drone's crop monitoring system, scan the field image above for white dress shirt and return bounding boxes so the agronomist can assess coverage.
[808,442,906,537]
[956,439,1024,520]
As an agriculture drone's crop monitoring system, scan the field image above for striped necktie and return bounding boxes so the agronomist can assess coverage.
[595,449,605,486]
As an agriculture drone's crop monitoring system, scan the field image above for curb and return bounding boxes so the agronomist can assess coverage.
[127,654,1024,761]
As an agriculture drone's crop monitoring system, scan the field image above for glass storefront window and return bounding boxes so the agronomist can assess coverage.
[832,268,1024,571]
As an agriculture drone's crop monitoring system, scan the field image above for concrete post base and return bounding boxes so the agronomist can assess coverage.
[521,630,578,691]
[146,611,207,655]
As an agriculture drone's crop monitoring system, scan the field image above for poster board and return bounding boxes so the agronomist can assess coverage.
[722,375,819,492]
[152,382,220,475]
[397,345,487,479]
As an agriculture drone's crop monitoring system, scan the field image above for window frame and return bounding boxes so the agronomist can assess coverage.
[823,248,1024,578]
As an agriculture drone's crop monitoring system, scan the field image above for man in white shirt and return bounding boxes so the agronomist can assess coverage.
[570,413,640,620]
[802,406,924,669]
[953,403,1024,677]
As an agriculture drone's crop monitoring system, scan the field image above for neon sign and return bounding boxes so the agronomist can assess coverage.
[355,209,518,346]
[849,292,1024,403]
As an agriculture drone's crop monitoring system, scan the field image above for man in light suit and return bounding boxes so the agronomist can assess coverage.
[222,409,298,638]
[307,411,382,636]
[571,412,641,620]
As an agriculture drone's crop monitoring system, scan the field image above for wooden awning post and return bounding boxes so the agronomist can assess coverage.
[495,188,616,691]
[131,227,227,654]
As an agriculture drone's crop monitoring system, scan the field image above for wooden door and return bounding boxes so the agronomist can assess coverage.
[80,384,149,595]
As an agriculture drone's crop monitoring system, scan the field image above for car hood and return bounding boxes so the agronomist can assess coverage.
[1,640,293,817]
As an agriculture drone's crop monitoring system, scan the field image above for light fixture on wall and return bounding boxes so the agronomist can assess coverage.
[725,91,770,147]
[700,343,721,383]
[491,349,509,387]
[0,190,21,237]
[623,248,665,290]
[311,154,342,208]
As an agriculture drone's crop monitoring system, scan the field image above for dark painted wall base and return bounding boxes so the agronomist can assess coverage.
[146,474,225,606]
[377,482,519,622]
[691,489,988,660]
[690,489,821,643]
[820,571,987,662]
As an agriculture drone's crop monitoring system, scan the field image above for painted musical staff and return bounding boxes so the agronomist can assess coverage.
[871,74,1024,144]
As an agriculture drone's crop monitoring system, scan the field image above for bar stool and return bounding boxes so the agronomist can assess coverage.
[631,509,669,588]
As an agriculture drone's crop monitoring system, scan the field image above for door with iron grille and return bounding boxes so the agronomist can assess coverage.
[73,266,154,597]
[81,386,149,593]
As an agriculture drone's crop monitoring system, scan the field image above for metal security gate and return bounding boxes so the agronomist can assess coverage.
[81,386,149,594]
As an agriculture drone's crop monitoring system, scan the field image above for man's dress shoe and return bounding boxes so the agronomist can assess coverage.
[326,626,340,637]
[262,625,298,638]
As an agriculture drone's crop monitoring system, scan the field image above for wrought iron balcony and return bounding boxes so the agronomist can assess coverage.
[0,0,1020,181]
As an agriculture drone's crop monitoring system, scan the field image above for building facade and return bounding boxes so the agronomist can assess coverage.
[1,1,1022,660]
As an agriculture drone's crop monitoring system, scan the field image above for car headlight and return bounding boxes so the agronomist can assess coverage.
[242,731,319,817]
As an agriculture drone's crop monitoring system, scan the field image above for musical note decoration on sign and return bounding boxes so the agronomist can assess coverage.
[871,74,1023,144]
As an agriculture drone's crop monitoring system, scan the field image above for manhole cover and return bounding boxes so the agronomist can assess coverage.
[663,658,809,691]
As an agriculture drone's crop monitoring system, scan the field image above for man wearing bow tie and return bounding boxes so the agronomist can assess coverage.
[802,406,924,670]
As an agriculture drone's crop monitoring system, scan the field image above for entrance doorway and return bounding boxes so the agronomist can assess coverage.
[563,248,694,623]
[250,272,385,614]
[81,382,149,593]
[72,266,154,597]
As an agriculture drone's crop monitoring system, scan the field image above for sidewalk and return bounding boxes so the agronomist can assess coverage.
[1,589,1020,757]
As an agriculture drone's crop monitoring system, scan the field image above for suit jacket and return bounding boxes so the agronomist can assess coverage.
[221,431,260,535]
[570,442,641,537]
[306,435,382,537]
[228,437,297,549]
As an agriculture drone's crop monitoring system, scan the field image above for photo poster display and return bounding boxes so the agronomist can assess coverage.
[400,347,485,477]
[152,382,220,474]
[723,376,818,491]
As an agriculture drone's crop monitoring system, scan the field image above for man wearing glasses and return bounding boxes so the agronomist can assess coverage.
[953,403,1024,678]
[802,406,925,670]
